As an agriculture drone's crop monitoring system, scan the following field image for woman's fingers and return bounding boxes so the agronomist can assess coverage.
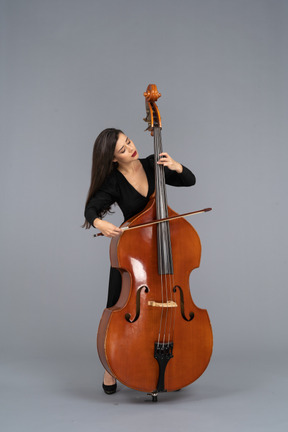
[96,220,123,237]
[104,226,123,238]
[157,153,182,173]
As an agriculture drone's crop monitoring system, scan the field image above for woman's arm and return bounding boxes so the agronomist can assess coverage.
[84,174,122,236]
[93,218,123,237]
[156,152,196,186]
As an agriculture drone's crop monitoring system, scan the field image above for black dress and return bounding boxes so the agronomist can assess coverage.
[85,155,196,307]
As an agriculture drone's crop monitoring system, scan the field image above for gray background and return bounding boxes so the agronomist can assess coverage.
[1,0,287,431]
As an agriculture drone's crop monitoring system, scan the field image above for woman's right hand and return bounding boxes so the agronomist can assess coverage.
[93,218,123,237]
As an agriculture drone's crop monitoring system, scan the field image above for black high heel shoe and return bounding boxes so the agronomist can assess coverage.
[102,381,117,395]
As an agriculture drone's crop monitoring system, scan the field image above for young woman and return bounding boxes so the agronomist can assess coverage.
[83,128,196,394]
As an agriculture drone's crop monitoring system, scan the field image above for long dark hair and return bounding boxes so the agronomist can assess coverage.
[82,128,123,229]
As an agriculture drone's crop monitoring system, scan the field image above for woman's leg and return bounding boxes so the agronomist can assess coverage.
[103,370,116,385]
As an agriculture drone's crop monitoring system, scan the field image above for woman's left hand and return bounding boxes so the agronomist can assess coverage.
[157,153,183,173]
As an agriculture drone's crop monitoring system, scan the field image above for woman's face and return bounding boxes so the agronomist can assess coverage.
[113,133,138,165]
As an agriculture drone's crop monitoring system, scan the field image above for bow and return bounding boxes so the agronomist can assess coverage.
[93,207,212,237]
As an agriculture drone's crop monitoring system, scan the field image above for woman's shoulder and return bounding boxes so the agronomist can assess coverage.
[141,154,154,169]
[98,168,119,194]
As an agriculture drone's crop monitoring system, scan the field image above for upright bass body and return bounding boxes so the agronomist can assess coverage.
[97,197,213,392]
[97,84,213,395]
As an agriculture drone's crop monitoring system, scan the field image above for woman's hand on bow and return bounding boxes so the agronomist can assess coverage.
[93,219,123,237]
[157,152,183,173]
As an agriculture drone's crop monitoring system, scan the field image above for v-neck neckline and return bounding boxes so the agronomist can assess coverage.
[117,159,150,199]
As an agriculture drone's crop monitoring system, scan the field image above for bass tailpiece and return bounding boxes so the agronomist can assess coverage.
[147,342,174,402]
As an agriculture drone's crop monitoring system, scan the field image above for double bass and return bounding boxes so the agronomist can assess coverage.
[97,84,213,401]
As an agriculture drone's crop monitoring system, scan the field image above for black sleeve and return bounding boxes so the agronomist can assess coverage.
[84,174,118,227]
[146,154,196,187]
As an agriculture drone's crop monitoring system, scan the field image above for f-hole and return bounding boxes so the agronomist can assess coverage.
[173,285,194,321]
[125,285,149,323]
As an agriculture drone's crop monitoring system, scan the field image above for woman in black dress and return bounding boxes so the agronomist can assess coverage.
[83,128,196,394]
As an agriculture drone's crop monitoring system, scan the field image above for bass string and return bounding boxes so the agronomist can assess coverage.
[154,128,176,347]
[159,158,176,346]
[154,128,164,346]
[156,222,165,347]
[157,222,175,347]
[159,198,176,346]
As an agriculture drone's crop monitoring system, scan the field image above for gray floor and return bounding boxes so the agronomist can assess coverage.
[1,351,287,432]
